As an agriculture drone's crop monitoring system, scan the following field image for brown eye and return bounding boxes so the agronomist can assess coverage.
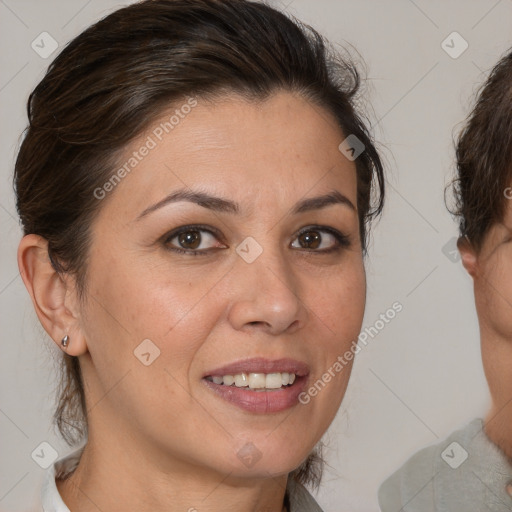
[291,226,350,252]
[163,225,225,255]
[178,230,201,250]
[298,230,321,249]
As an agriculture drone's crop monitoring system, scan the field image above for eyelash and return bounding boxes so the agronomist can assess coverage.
[162,224,351,256]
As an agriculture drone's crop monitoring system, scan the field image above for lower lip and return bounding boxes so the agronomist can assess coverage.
[202,376,308,413]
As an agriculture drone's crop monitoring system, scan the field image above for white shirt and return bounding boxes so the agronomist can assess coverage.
[41,446,84,511]
[41,446,324,512]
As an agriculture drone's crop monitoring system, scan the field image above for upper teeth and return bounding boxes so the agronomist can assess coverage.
[208,372,296,389]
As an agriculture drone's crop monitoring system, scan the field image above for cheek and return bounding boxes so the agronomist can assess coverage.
[309,259,366,341]
[476,263,512,338]
[79,256,225,432]
[302,260,365,404]
[85,245,221,337]
[80,250,226,392]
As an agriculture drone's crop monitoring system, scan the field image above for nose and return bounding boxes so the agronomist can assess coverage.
[226,245,308,336]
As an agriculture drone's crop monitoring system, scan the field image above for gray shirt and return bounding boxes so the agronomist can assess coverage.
[41,446,324,512]
[378,418,512,511]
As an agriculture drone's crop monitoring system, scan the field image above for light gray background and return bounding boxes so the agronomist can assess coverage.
[1,1,511,511]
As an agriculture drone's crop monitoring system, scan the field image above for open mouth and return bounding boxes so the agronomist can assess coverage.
[201,357,309,413]
[204,372,297,391]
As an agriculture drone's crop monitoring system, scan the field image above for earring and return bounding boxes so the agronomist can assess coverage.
[61,335,70,348]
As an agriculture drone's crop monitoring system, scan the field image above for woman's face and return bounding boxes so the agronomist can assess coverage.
[78,91,365,478]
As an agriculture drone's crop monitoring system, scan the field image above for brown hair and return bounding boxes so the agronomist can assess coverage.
[450,49,512,250]
[14,0,384,492]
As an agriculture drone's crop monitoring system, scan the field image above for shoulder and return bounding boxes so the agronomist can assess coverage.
[287,477,324,512]
[377,431,440,512]
[378,418,512,511]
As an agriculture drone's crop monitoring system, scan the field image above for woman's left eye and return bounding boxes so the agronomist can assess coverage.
[291,226,350,252]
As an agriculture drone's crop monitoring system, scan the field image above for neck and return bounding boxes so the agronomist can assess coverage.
[56,422,289,512]
[484,406,512,464]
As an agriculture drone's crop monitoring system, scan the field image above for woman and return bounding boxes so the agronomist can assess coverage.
[14,1,384,510]
[378,49,512,511]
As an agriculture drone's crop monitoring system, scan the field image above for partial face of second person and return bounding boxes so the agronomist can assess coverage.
[459,201,512,457]
[55,92,365,478]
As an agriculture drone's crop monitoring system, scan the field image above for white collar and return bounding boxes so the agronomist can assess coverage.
[41,446,84,512]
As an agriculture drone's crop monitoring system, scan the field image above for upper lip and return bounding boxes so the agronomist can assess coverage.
[204,357,310,378]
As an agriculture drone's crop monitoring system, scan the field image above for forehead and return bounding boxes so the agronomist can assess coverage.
[97,91,358,221]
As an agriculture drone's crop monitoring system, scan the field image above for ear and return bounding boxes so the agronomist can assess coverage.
[457,235,478,278]
[17,234,88,357]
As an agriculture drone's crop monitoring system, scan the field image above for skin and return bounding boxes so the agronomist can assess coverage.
[18,91,366,512]
[458,205,512,464]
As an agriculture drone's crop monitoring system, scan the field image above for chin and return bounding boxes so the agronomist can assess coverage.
[221,437,314,478]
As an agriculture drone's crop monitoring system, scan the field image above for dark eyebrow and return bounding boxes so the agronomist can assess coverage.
[136,189,239,220]
[291,190,356,214]
[136,188,355,220]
